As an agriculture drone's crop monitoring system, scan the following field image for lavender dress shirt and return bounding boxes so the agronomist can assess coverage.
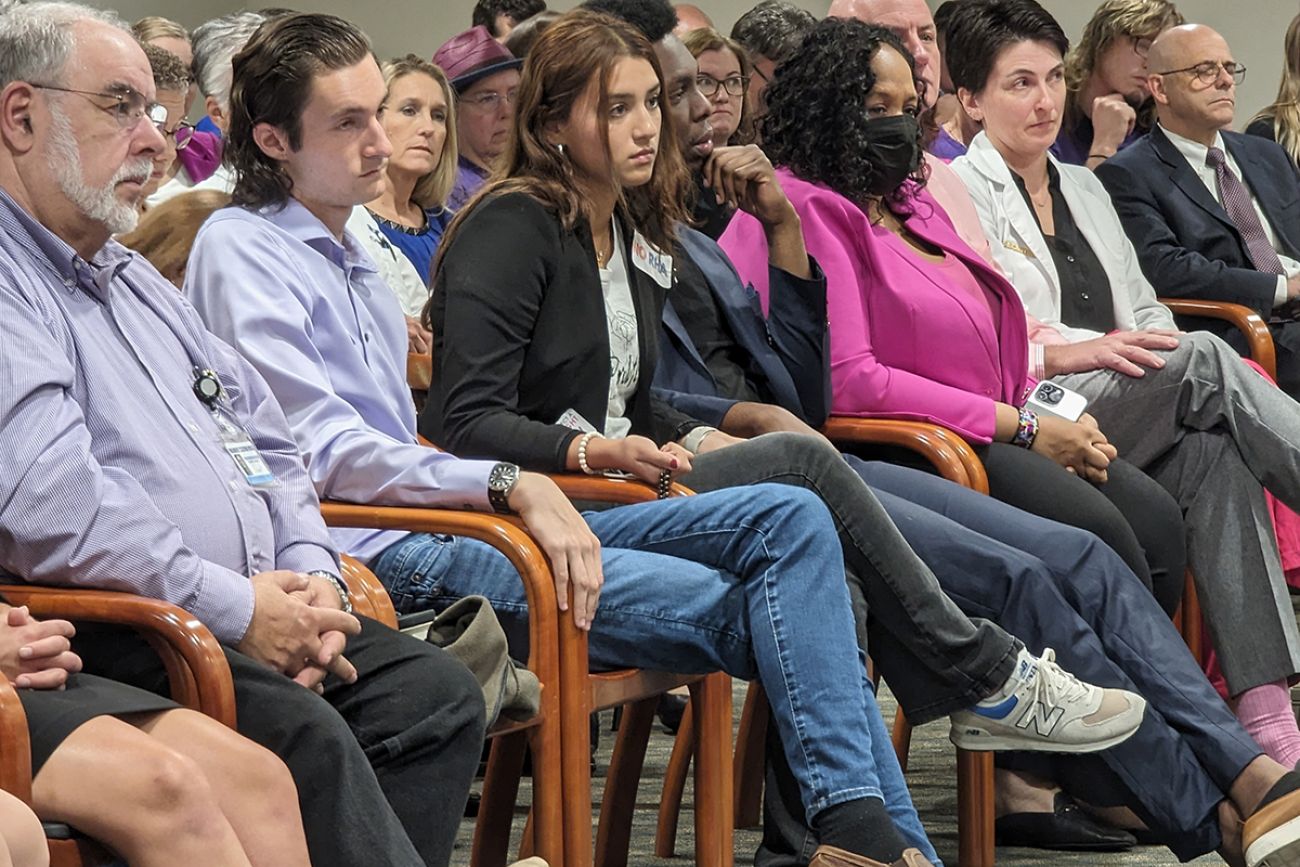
[185,199,496,564]
[0,189,339,643]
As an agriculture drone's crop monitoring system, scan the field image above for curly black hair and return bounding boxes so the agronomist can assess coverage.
[760,17,927,209]
[580,0,676,44]
[472,0,547,37]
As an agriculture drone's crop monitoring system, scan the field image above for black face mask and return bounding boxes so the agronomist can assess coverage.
[862,113,923,196]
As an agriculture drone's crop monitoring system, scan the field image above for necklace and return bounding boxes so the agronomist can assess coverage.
[594,234,614,268]
[366,205,430,235]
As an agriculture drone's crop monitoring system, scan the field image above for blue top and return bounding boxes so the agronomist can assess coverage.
[371,207,454,286]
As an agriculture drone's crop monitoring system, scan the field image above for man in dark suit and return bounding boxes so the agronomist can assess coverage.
[1096,23,1300,395]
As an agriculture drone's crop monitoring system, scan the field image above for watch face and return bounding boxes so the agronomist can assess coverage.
[489,463,519,490]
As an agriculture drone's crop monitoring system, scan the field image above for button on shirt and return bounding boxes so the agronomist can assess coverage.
[1161,124,1300,306]
[0,189,338,643]
[185,199,496,564]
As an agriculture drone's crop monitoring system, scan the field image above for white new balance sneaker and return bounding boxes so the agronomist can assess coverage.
[948,648,1145,753]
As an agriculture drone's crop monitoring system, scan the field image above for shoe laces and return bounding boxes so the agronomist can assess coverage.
[1023,648,1092,708]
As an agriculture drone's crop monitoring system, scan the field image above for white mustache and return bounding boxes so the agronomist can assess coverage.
[114,158,155,186]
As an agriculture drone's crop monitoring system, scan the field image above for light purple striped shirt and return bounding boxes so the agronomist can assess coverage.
[185,199,495,564]
[0,189,339,643]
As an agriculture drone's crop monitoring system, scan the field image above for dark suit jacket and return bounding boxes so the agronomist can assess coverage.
[1096,125,1300,319]
[421,192,703,471]
[652,226,832,428]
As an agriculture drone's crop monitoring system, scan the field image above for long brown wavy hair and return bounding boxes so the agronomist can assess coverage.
[432,9,692,275]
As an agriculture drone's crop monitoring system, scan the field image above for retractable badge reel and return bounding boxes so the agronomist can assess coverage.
[193,367,276,487]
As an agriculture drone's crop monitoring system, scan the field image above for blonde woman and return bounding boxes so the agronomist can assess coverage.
[348,55,458,353]
[1247,13,1300,168]
[682,27,755,147]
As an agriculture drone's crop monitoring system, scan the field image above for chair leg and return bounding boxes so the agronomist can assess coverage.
[653,702,694,857]
[732,682,768,829]
[891,706,914,773]
[471,732,528,867]
[692,672,735,867]
[593,697,658,867]
[957,749,996,867]
[518,808,535,860]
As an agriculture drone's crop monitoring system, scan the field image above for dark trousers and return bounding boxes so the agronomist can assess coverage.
[740,452,1248,864]
[975,442,1187,615]
[72,616,486,867]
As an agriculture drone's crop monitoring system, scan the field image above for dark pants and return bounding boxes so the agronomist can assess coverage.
[72,616,486,867]
[975,442,1187,615]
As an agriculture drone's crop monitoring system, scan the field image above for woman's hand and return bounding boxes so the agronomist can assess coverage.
[0,606,82,689]
[405,316,432,355]
[1043,331,1180,378]
[585,435,690,483]
[1031,412,1117,484]
[508,473,604,630]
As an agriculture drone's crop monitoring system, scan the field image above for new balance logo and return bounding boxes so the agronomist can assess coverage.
[1015,701,1065,737]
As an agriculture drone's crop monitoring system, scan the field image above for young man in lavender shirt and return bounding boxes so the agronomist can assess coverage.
[0,4,490,866]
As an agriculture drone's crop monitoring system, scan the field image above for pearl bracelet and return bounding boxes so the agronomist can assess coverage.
[577,432,601,475]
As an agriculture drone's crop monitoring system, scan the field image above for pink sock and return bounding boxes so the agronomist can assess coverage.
[1235,680,1300,768]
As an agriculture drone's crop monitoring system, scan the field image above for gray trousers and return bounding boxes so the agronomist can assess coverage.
[1056,330,1300,694]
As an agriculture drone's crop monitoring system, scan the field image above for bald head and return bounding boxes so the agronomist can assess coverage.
[829,0,939,106]
[1147,23,1226,73]
[673,3,713,36]
[1147,23,1238,142]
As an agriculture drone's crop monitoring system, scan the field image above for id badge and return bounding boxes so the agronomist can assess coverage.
[211,404,277,488]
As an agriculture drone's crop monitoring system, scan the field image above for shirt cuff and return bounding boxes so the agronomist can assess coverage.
[426,457,496,512]
[276,542,341,583]
[195,562,258,644]
[1276,275,1289,309]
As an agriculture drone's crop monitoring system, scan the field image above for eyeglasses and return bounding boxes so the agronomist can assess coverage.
[1155,60,1246,85]
[459,89,517,112]
[696,74,748,98]
[31,83,168,132]
[165,121,195,151]
[1131,36,1154,59]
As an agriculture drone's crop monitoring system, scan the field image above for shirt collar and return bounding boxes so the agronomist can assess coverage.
[0,187,135,302]
[458,154,491,180]
[1159,123,1225,171]
[257,197,378,276]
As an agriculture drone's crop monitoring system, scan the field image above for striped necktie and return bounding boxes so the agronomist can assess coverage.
[1206,145,1286,275]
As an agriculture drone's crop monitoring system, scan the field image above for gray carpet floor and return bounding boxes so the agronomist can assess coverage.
[451,681,1225,866]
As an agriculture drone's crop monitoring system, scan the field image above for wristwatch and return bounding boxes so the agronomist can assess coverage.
[488,462,520,514]
[307,570,353,614]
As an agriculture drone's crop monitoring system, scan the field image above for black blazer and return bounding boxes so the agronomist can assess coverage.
[420,192,702,471]
[1096,125,1300,318]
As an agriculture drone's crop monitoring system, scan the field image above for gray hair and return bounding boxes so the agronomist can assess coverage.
[191,10,264,110]
[0,1,129,89]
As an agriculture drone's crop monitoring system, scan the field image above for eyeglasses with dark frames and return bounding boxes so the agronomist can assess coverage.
[696,74,748,98]
[30,83,169,132]
[1155,60,1246,85]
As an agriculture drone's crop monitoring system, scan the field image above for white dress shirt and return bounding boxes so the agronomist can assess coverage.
[1160,124,1300,306]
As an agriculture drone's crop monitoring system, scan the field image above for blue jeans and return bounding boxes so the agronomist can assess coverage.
[371,483,939,862]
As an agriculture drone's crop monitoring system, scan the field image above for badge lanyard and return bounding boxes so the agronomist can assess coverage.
[193,367,277,488]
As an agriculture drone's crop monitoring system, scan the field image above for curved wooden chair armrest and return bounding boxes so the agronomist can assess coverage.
[337,555,399,629]
[318,503,559,675]
[821,416,989,494]
[407,352,432,392]
[546,473,693,504]
[0,677,31,805]
[1160,297,1277,381]
[0,585,235,727]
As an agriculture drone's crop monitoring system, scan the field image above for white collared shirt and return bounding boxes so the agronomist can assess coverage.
[1160,123,1300,305]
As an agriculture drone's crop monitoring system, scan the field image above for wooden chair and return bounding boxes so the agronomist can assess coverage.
[322,503,563,867]
[0,584,237,867]
[654,418,996,867]
[1161,298,1277,380]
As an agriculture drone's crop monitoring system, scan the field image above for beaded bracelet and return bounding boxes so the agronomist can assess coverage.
[577,432,600,474]
[657,469,673,499]
[1011,407,1040,449]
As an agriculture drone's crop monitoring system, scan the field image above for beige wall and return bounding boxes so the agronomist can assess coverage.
[98,0,1296,127]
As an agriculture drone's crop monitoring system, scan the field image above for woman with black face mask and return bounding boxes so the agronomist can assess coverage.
[719,18,1226,855]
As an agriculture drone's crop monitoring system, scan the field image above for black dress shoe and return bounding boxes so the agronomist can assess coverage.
[995,792,1137,851]
[657,692,689,733]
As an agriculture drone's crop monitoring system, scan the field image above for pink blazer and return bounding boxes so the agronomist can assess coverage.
[718,170,1031,443]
